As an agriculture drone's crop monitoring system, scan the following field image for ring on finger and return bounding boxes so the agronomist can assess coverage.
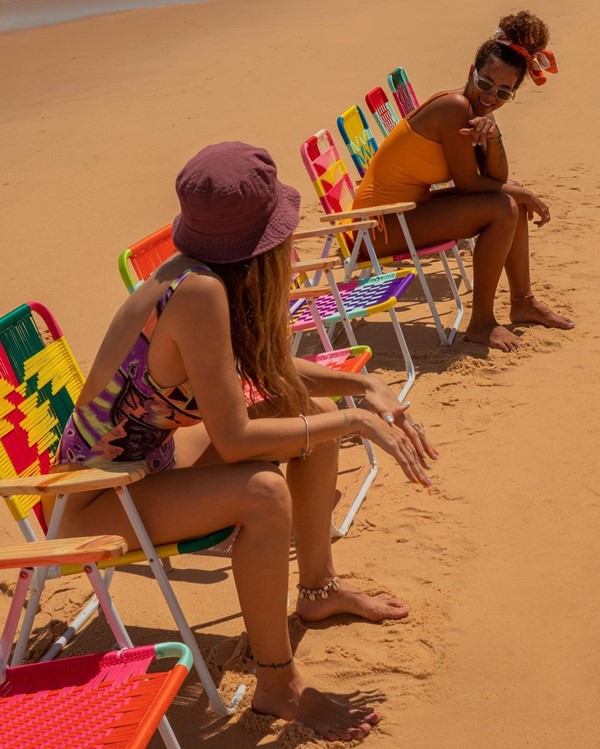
[412,421,425,432]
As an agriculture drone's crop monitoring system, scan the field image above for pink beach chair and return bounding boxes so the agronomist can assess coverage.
[0,535,192,749]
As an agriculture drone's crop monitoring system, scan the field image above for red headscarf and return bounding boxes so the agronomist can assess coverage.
[493,28,558,86]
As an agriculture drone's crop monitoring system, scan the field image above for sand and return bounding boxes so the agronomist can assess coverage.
[1,0,599,746]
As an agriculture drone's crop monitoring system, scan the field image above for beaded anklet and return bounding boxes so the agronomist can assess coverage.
[296,576,340,601]
[254,656,294,670]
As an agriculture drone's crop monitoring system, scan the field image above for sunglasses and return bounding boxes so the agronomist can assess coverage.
[473,69,516,102]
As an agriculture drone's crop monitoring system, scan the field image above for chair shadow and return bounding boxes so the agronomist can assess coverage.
[295,263,528,381]
[34,605,359,749]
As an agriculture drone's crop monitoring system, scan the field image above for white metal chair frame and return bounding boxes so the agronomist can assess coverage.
[319,203,471,345]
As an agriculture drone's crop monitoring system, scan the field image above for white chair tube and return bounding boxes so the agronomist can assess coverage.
[115,485,245,717]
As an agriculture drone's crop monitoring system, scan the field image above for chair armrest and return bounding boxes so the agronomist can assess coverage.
[289,285,331,300]
[292,220,377,240]
[291,258,343,273]
[0,535,128,570]
[0,462,148,496]
[319,201,417,222]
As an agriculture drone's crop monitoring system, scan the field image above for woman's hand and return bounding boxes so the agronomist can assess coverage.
[361,375,439,468]
[521,189,551,227]
[503,183,551,227]
[459,116,501,147]
[356,410,433,487]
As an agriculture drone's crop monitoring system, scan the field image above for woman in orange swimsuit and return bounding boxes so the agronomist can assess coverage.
[353,11,574,352]
[51,141,438,742]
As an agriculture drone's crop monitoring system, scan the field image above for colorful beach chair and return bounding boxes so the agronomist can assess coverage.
[387,66,419,117]
[0,535,191,749]
[364,86,400,137]
[300,128,472,345]
[336,104,379,178]
[0,301,244,716]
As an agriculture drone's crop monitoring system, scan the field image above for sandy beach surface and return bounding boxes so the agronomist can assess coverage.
[1,0,599,746]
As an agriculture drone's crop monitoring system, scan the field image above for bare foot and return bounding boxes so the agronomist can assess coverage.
[464,321,521,352]
[296,578,409,623]
[510,295,575,329]
[253,666,380,741]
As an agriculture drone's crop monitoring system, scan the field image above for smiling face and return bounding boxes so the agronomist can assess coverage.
[466,57,519,116]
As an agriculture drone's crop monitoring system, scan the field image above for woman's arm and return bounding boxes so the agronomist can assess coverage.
[166,274,433,484]
[294,357,439,461]
[433,94,509,194]
[436,96,549,225]
[475,136,509,182]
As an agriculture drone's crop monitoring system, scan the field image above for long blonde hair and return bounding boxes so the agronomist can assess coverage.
[207,239,311,417]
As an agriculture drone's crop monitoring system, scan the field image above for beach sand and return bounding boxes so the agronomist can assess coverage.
[1,0,599,746]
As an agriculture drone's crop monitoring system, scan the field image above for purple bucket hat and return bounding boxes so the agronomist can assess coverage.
[172,141,301,263]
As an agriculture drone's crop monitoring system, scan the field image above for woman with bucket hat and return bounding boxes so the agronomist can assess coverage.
[49,141,437,740]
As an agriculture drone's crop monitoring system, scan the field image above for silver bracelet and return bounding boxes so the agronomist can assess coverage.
[299,414,311,459]
[488,129,503,141]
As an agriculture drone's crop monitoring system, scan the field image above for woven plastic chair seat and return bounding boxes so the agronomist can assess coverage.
[290,272,415,330]
[0,645,189,749]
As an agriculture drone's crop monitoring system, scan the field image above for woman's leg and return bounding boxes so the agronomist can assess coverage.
[505,205,575,329]
[56,460,378,740]
[286,397,410,622]
[370,192,522,351]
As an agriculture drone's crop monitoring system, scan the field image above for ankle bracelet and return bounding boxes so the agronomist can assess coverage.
[511,293,535,303]
[296,576,340,601]
[254,656,294,670]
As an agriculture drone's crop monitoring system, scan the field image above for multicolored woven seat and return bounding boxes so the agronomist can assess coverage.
[0,301,243,717]
[0,644,190,749]
[0,534,191,749]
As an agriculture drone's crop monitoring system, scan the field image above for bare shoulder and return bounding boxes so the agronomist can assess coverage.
[411,91,470,139]
[164,266,229,330]
[431,91,470,116]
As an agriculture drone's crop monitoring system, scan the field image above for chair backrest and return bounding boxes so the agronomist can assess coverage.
[336,104,379,178]
[387,66,419,117]
[119,224,178,293]
[364,86,400,137]
[0,302,85,536]
[300,129,357,258]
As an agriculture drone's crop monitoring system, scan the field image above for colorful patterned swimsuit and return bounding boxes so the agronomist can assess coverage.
[55,268,207,473]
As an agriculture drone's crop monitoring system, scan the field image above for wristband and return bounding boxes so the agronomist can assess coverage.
[488,130,503,141]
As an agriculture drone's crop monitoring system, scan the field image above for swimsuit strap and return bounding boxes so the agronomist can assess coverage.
[155,264,212,319]
[142,263,212,341]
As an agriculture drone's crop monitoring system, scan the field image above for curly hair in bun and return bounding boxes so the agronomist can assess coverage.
[474,10,550,88]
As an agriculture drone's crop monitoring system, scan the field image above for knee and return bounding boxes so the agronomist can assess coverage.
[490,193,519,227]
[243,466,292,530]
